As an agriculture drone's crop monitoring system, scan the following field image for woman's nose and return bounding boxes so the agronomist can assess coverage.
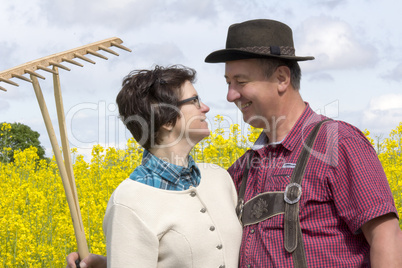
[201,102,210,113]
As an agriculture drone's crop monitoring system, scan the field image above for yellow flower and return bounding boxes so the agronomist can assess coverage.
[1,116,401,266]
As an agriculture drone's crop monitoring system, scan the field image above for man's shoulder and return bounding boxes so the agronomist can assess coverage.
[321,119,369,143]
[315,119,377,161]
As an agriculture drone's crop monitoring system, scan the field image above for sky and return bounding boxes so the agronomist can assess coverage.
[1,0,402,159]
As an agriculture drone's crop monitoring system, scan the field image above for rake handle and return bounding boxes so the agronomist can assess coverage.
[30,74,89,260]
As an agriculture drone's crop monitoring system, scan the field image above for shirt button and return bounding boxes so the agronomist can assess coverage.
[190,167,193,172]
[250,229,255,234]
[247,265,251,268]
[190,191,196,197]
[216,244,223,250]
[209,226,215,231]
[200,208,206,213]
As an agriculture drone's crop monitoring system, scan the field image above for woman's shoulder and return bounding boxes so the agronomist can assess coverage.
[110,178,158,205]
[196,163,234,185]
[196,162,228,174]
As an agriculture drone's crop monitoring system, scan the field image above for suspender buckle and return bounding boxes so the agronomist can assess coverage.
[284,182,302,204]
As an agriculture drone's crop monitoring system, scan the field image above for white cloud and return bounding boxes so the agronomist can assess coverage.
[308,72,334,82]
[0,99,10,112]
[311,0,347,9]
[381,63,402,82]
[132,43,186,66]
[296,16,378,72]
[361,94,402,135]
[2,0,402,159]
[40,0,219,32]
[368,94,402,111]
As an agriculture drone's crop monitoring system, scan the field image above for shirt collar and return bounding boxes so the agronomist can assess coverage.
[252,103,320,152]
[141,149,200,185]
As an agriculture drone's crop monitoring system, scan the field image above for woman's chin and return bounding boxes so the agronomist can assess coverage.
[188,129,211,144]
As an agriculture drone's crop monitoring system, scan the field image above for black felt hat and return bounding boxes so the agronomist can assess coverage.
[205,19,315,63]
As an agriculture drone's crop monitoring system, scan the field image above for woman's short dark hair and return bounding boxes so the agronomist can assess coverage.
[116,65,196,149]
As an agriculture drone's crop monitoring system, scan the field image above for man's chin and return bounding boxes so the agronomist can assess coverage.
[244,117,267,129]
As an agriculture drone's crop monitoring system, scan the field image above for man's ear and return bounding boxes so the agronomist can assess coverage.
[276,66,291,93]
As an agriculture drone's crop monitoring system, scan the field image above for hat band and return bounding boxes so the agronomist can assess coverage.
[237,46,295,57]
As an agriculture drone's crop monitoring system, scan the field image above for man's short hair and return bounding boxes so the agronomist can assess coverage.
[258,58,302,90]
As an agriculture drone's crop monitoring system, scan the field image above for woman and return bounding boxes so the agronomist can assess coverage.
[67,65,241,268]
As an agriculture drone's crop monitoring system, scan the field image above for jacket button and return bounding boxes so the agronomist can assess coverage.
[216,244,223,250]
[190,192,196,197]
[209,226,215,231]
[219,265,225,268]
[200,208,206,213]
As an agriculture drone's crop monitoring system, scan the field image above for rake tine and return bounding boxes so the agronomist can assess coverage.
[0,77,19,87]
[62,57,84,67]
[111,41,132,52]
[0,86,7,92]
[86,49,108,60]
[12,73,33,83]
[38,65,59,75]
[74,53,96,64]
[0,37,131,94]
[24,69,46,80]
[99,45,119,56]
[49,61,71,71]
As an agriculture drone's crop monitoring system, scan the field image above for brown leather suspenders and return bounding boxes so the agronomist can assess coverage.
[236,119,329,268]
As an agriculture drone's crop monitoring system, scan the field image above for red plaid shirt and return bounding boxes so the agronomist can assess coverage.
[228,104,398,268]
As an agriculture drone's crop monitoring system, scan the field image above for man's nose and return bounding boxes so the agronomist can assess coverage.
[226,87,241,103]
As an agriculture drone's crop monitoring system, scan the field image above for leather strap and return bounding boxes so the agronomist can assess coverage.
[236,152,254,223]
[237,119,330,268]
[242,192,285,226]
[284,119,329,267]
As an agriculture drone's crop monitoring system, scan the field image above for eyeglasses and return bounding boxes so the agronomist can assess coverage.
[177,95,201,109]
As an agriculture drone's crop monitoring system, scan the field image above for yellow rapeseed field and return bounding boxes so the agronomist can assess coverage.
[1,118,401,267]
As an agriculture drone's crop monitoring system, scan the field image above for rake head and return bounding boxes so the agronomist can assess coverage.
[0,37,131,92]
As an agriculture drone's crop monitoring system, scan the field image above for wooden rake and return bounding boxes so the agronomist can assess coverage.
[0,37,131,260]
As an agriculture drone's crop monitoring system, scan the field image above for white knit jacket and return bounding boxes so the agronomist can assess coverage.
[103,162,242,268]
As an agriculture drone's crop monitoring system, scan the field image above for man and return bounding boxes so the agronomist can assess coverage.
[67,19,402,268]
[205,19,402,267]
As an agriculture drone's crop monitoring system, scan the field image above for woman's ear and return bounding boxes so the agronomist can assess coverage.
[161,121,174,132]
[276,66,291,93]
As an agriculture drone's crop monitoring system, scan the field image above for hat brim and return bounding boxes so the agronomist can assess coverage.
[205,49,315,63]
